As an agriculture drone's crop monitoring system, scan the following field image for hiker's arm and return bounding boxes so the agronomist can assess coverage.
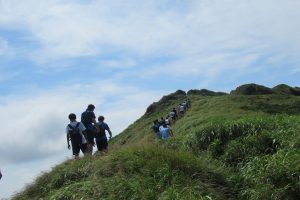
[108,129,112,139]
[67,134,70,149]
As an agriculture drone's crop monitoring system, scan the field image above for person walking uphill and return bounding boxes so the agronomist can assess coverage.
[95,116,112,154]
[66,113,88,159]
[152,119,161,139]
[161,123,174,140]
[81,104,99,155]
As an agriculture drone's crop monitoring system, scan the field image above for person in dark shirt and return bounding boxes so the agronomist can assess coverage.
[81,104,99,155]
[152,119,161,139]
[95,116,112,154]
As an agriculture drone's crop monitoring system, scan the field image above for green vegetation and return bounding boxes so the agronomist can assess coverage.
[13,84,300,200]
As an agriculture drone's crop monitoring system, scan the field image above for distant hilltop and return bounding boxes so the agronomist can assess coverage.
[231,83,300,96]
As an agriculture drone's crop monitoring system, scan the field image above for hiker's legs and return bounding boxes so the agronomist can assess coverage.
[85,129,95,155]
[86,143,94,155]
[155,131,161,139]
[96,139,108,154]
[81,143,88,156]
[72,143,81,159]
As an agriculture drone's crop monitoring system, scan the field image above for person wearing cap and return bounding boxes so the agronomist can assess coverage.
[81,104,99,154]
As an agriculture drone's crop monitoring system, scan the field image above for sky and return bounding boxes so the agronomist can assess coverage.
[0,0,300,198]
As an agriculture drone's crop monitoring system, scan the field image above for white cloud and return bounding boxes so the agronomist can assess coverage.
[0,0,299,84]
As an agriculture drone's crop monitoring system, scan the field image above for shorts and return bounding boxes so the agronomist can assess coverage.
[86,129,95,145]
[72,143,87,155]
[96,139,108,151]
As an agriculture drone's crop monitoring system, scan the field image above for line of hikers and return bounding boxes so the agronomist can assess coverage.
[66,104,112,159]
[152,98,191,140]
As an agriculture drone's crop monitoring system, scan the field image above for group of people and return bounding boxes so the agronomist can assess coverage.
[66,104,112,159]
[152,99,191,140]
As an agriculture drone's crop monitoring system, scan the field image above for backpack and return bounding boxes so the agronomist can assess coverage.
[81,111,94,128]
[68,123,82,144]
[95,123,106,139]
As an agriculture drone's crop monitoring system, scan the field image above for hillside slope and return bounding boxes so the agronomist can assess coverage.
[13,84,300,200]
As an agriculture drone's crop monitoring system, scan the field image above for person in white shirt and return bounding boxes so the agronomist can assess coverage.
[66,113,88,159]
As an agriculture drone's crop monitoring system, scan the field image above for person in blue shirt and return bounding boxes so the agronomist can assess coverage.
[161,123,174,140]
[95,116,112,154]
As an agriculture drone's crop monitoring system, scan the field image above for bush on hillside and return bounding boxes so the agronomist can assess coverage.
[241,100,300,115]
[272,84,300,96]
[193,118,273,151]
[230,83,274,95]
[239,149,300,199]
[192,117,293,166]
[189,115,300,199]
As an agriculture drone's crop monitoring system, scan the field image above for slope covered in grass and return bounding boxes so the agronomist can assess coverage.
[13,147,235,200]
[13,84,300,200]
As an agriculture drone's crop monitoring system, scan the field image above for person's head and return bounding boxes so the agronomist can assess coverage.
[87,104,95,111]
[68,113,76,121]
[98,116,105,122]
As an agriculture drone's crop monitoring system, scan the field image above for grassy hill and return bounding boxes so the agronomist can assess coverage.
[13,84,300,200]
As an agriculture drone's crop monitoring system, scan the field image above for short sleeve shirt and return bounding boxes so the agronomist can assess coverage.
[96,122,110,140]
[97,122,110,131]
[66,121,87,144]
[161,127,171,139]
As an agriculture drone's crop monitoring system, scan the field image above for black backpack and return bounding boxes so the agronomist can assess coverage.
[95,123,106,138]
[81,111,93,126]
[68,123,82,144]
